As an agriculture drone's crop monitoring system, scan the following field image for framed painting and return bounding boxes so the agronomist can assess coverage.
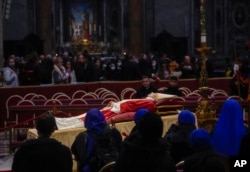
[69,0,99,42]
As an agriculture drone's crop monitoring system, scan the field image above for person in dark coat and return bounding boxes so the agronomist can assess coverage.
[164,110,196,163]
[163,76,183,96]
[73,54,85,82]
[71,108,122,172]
[81,53,96,82]
[12,114,73,172]
[136,76,158,98]
[113,112,176,172]
[183,129,229,172]
[121,54,141,81]
[125,108,149,141]
[179,55,198,79]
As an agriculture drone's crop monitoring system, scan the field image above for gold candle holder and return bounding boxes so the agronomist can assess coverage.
[195,0,217,130]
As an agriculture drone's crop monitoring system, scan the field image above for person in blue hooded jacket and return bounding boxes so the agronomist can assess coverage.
[71,108,122,172]
[183,129,229,172]
[124,108,149,141]
[164,110,197,163]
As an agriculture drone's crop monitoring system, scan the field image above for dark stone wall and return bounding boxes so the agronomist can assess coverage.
[155,0,190,37]
[3,0,29,40]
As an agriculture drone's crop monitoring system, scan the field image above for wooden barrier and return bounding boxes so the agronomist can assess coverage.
[0,77,234,127]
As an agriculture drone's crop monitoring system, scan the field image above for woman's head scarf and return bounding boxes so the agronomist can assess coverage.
[178,110,195,125]
[84,108,107,134]
[134,108,149,125]
[212,99,246,156]
[190,128,211,150]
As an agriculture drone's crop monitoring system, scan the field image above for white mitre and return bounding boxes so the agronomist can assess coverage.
[147,92,177,101]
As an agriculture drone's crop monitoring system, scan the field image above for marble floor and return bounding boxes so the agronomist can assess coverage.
[0,154,13,171]
[0,132,12,171]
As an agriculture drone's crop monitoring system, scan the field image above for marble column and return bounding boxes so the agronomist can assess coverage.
[128,0,143,55]
[36,0,53,54]
[0,0,4,69]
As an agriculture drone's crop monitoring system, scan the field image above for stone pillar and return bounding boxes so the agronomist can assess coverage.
[129,0,143,55]
[36,0,53,54]
[0,0,4,69]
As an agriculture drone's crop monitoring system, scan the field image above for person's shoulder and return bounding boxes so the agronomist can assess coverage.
[75,131,88,139]
[58,143,72,154]
[110,127,122,137]
[17,139,37,149]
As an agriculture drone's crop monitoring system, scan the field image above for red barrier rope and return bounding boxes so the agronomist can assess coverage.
[0,112,48,132]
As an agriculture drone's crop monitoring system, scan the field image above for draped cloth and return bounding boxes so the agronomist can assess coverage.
[55,93,175,130]
[55,99,155,130]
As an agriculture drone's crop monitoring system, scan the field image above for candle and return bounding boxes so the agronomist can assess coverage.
[201,35,206,43]
[99,25,101,36]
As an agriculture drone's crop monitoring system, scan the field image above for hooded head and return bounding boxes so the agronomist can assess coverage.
[178,110,195,125]
[134,108,149,125]
[190,129,211,150]
[212,99,246,156]
[84,108,107,134]
[138,112,163,141]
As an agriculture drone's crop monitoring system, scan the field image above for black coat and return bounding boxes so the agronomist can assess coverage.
[12,138,73,172]
[113,136,176,172]
[163,87,183,97]
[71,126,122,172]
[183,149,229,172]
[136,85,158,98]
[164,124,196,163]
[121,60,141,81]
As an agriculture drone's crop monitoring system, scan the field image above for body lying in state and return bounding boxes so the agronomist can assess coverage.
[55,93,176,130]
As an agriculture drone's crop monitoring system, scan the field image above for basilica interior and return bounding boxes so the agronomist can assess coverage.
[1,0,250,171]
[1,0,250,67]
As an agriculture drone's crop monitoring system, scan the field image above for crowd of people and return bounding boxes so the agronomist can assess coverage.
[3,49,250,102]
[3,50,250,171]
[2,50,220,87]
[11,98,250,172]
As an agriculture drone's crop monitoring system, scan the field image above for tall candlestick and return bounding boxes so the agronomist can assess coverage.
[89,23,92,35]
[99,25,101,36]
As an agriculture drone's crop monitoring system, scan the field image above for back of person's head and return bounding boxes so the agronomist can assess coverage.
[178,110,195,125]
[134,108,149,125]
[200,154,229,172]
[217,99,244,127]
[190,129,211,150]
[138,112,163,141]
[84,108,107,134]
[36,114,56,137]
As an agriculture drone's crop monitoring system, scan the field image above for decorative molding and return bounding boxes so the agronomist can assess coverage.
[232,3,248,29]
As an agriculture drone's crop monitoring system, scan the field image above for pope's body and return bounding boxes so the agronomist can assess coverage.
[55,93,176,130]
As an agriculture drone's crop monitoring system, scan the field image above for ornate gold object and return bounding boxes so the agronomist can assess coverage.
[195,0,217,128]
[71,37,104,55]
